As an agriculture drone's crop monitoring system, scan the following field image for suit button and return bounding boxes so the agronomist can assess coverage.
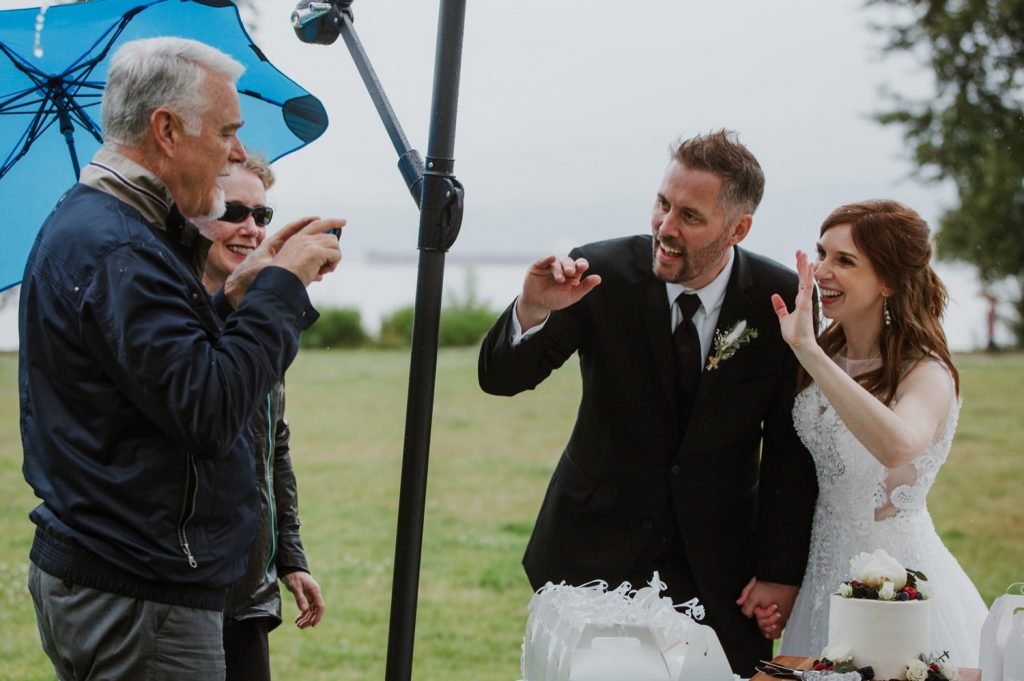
[642,519,653,531]
[671,464,681,475]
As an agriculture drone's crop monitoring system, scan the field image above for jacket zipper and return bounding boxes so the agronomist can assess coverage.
[177,452,199,568]
[263,393,278,576]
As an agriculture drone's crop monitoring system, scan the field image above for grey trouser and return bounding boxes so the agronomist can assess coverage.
[28,562,225,681]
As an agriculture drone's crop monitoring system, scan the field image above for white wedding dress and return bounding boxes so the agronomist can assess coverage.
[780,357,988,668]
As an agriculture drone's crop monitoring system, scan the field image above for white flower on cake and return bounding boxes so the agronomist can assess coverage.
[901,652,959,681]
[849,548,908,590]
[906,658,930,681]
[879,581,896,601]
[838,548,930,602]
[820,644,852,664]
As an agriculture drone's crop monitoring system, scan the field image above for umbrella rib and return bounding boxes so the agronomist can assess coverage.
[41,2,157,147]
[62,82,103,143]
[0,42,47,90]
[59,2,151,75]
[0,91,50,114]
[0,106,56,180]
[2,1,189,182]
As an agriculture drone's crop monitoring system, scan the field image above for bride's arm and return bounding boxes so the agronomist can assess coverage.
[773,251,954,469]
[789,345,953,469]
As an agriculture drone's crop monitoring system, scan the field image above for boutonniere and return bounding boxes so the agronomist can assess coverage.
[706,320,758,370]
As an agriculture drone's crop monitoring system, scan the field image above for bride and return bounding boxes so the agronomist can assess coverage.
[758,199,988,666]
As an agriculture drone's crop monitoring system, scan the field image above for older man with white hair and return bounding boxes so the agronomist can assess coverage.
[19,37,342,680]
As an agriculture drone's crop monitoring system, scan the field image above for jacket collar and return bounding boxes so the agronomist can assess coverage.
[81,147,210,275]
[80,147,175,229]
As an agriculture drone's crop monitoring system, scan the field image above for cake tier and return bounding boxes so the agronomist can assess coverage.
[827,594,931,680]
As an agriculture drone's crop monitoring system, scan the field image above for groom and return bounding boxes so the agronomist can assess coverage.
[478,130,817,676]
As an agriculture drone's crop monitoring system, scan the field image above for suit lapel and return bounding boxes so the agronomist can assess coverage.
[693,247,754,407]
[634,244,678,411]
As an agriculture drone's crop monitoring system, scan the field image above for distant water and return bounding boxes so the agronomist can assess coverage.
[0,259,1013,352]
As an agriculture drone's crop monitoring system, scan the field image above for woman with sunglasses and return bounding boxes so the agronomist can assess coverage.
[197,154,327,681]
[201,166,275,292]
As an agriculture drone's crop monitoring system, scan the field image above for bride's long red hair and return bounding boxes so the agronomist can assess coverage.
[797,200,959,403]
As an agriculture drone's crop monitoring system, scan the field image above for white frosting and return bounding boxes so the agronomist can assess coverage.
[827,594,931,680]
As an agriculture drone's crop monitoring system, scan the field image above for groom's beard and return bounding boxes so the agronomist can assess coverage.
[652,228,731,284]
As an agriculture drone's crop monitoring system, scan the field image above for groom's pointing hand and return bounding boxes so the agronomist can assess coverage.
[516,255,602,331]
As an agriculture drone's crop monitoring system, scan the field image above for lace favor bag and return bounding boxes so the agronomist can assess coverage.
[979,582,1024,681]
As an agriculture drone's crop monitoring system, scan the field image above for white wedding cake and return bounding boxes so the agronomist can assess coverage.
[519,574,735,681]
[828,595,931,679]
[824,549,934,681]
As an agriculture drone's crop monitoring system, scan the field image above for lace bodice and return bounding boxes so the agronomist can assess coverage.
[779,358,982,663]
[792,365,959,522]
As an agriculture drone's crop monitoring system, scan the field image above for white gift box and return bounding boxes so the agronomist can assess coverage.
[1004,608,1024,681]
[570,633,668,681]
[980,583,1024,681]
[662,621,733,681]
[520,575,734,681]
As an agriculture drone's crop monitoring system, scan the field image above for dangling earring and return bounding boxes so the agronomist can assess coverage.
[883,298,892,327]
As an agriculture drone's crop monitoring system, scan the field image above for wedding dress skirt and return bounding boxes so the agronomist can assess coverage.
[779,364,988,668]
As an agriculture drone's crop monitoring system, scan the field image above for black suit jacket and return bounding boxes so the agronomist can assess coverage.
[479,236,817,644]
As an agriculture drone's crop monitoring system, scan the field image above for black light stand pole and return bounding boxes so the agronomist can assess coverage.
[292,3,467,679]
[385,2,466,678]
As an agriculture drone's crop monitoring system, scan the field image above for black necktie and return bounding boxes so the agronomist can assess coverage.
[673,292,702,404]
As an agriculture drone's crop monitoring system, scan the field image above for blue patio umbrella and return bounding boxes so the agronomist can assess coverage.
[0,0,329,290]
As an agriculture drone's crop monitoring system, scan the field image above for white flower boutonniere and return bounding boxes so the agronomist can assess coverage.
[706,320,758,370]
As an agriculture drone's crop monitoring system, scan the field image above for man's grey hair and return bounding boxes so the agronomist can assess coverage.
[102,37,244,147]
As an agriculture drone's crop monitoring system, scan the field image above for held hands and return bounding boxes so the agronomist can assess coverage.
[224,216,345,308]
[771,250,817,353]
[737,577,800,640]
[515,255,602,331]
[282,571,325,629]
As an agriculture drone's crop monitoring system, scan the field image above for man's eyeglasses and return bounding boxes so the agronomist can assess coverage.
[219,202,273,227]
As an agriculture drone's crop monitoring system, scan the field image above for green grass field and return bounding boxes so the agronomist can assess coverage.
[0,349,1020,680]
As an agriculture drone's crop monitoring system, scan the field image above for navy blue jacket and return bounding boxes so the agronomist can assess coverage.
[20,183,317,609]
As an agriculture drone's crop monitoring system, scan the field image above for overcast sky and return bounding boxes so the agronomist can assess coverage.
[4,0,1003,348]
[0,0,952,264]
[251,0,948,263]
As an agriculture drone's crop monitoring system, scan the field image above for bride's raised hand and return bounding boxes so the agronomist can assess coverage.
[771,250,817,351]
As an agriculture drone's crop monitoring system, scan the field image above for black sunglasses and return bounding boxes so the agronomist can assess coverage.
[219,201,273,227]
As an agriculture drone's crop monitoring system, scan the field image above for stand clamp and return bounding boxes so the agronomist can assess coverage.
[419,156,463,252]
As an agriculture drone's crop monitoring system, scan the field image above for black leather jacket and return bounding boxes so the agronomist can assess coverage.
[224,381,309,625]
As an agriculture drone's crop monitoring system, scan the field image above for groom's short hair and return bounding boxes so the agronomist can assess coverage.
[672,129,765,219]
